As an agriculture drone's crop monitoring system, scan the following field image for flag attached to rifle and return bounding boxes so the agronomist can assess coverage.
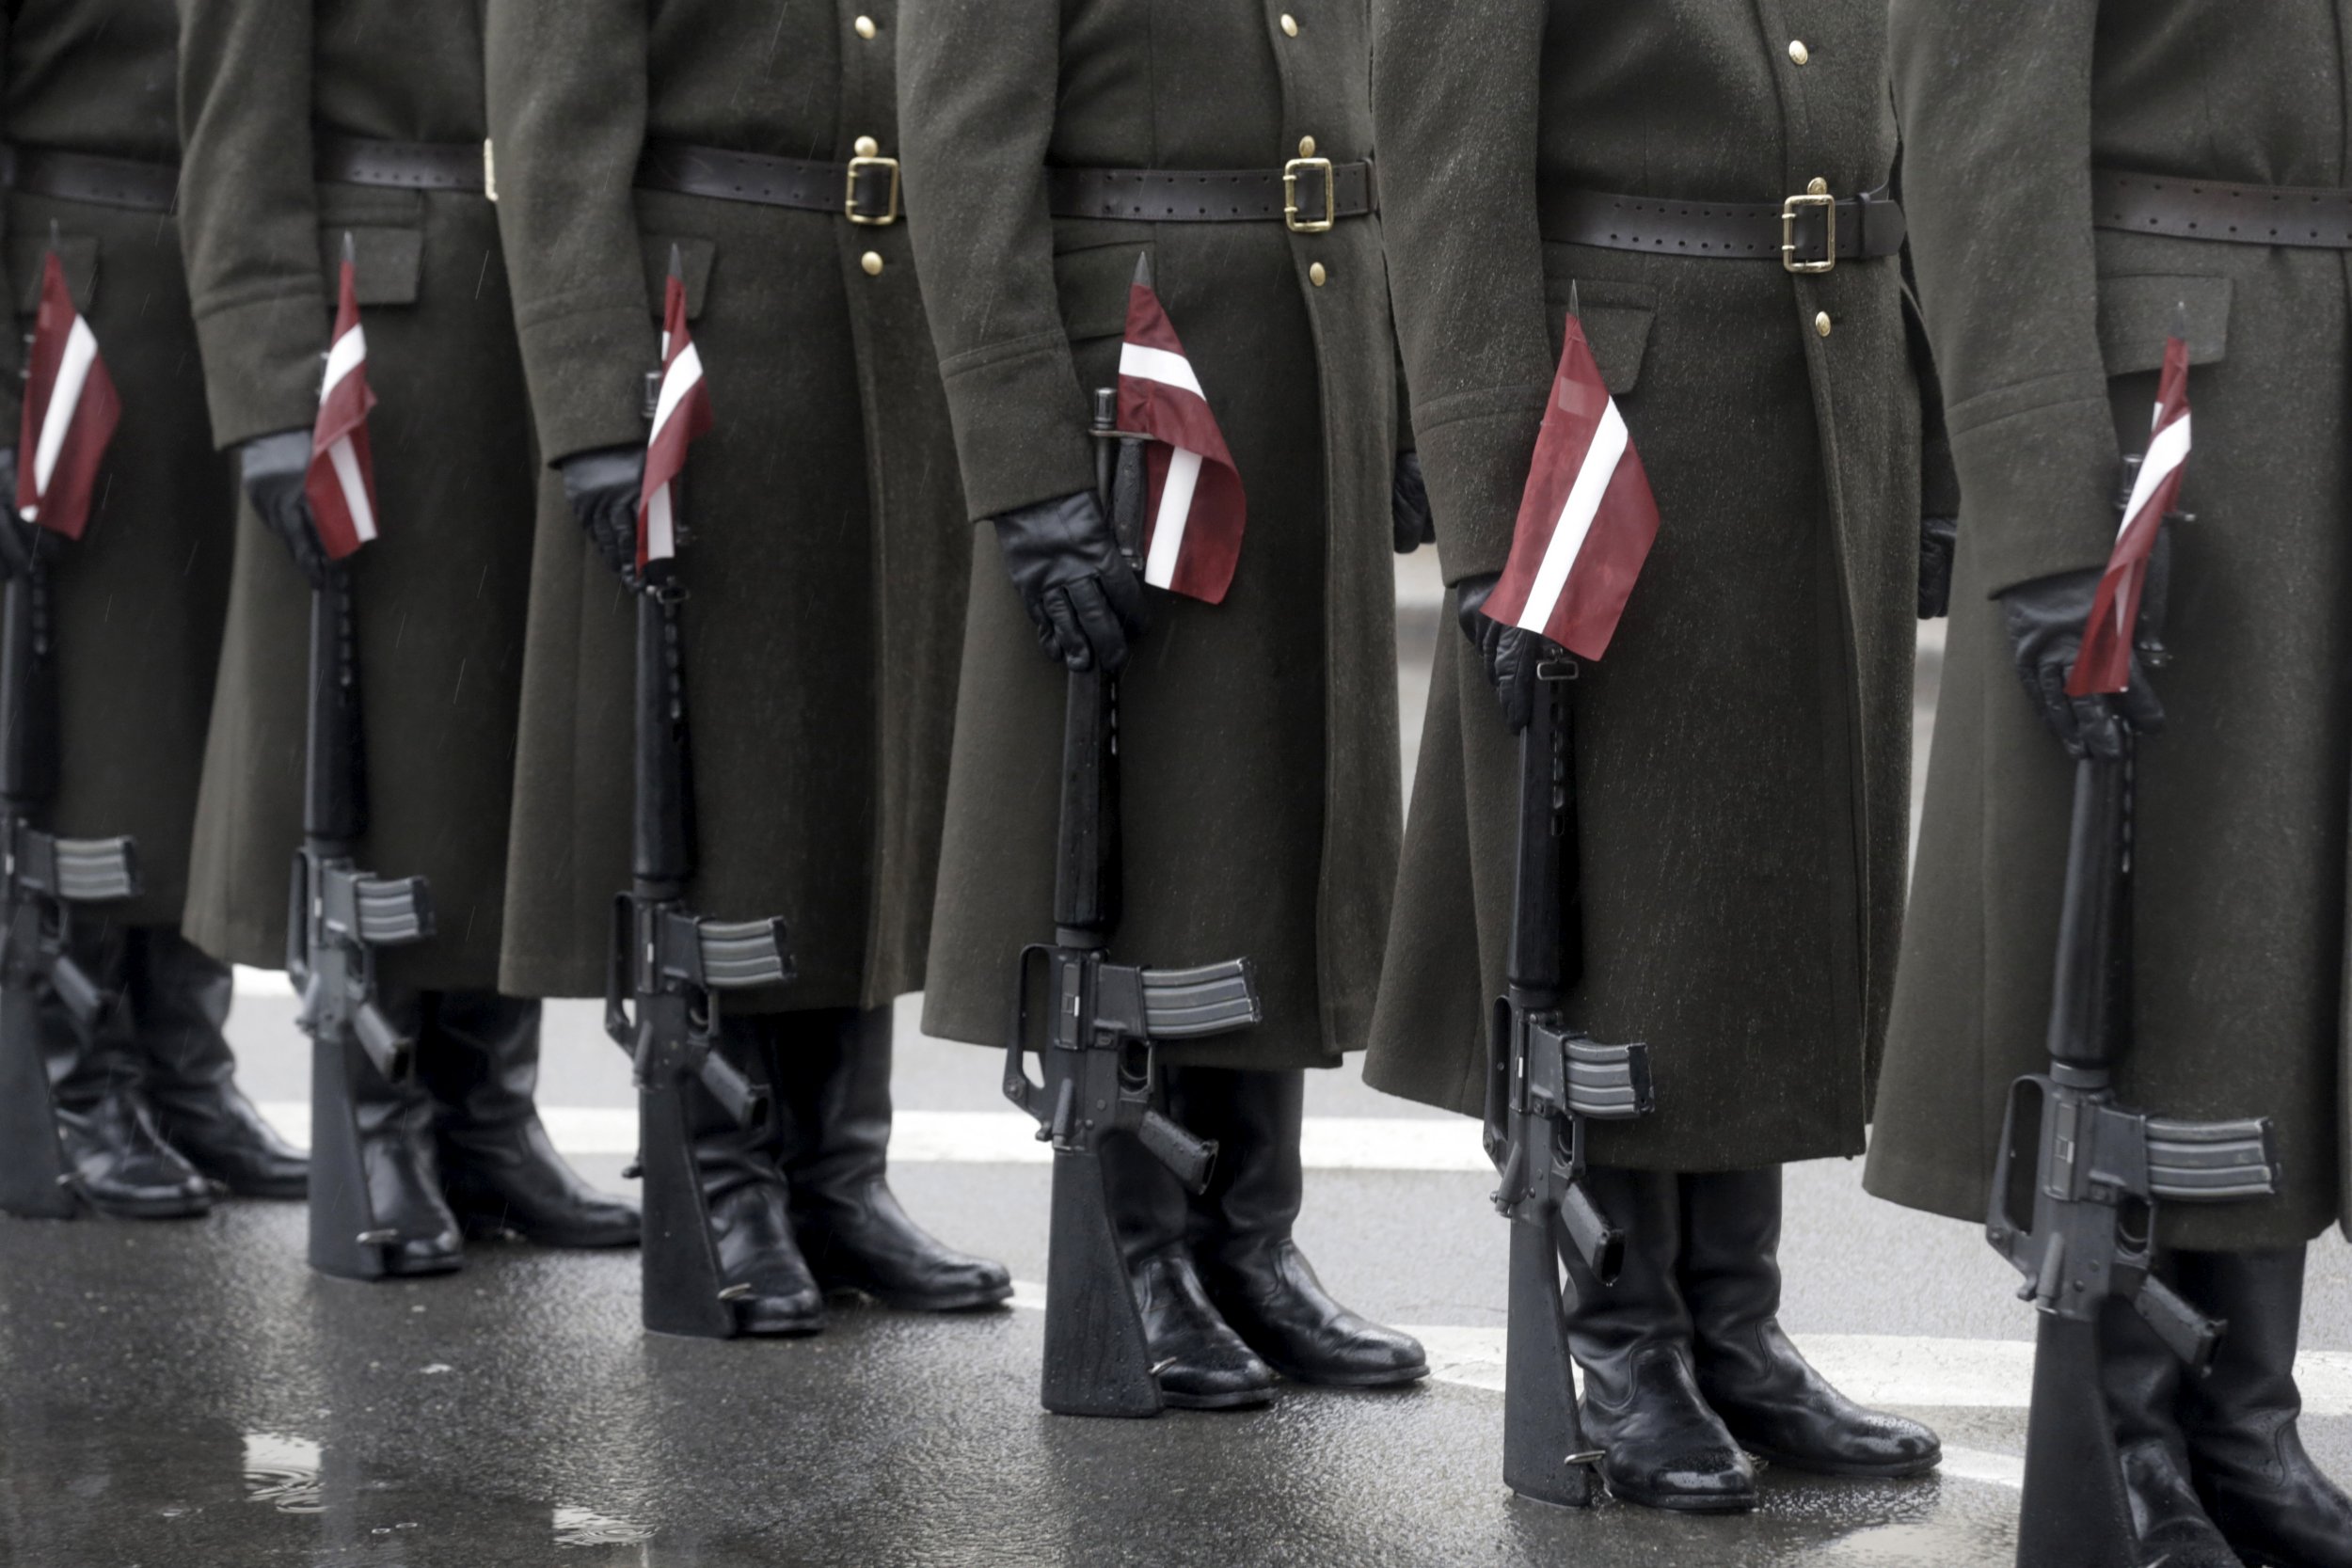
[2069,332,2189,696]
[1115,257,1246,603]
[640,263,711,571]
[306,249,380,559]
[1480,309,1661,661]
[16,250,120,540]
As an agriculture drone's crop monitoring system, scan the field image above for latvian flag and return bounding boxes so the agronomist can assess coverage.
[16,250,120,540]
[1480,309,1661,661]
[2069,331,2188,696]
[639,261,710,572]
[1116,256,1246,604]
[305,249,380,559]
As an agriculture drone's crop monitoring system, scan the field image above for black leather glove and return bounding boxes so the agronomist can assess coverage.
[560,444,645,582]
[1392,450,1434,555]
[238,429,329,587]
[1918,515,1957,620]
[991,489,1148,673]
[1455,572,1546,733]
[2000,568,2165,761]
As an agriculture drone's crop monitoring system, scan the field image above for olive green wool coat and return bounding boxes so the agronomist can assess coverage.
[898,0,1403,1071]
[1361,0,1925,1169]
[0,3,230,930]
[1864,0,2352,1249]
[483,0,969,1014]
[178,0,534,993]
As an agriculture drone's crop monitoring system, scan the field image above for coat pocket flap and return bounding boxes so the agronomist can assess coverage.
[9,234,99,315]
[640,236,716,321]
[2098,274,2230,375]
[317,225,423,307]
[1545,279,1658,396]
[1055,241,1152,343]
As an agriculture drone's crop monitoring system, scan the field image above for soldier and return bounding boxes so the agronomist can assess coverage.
[1364,0,1947,1511]
[0,0,303,1219]
[480,0,1010,1335]
[1864,2,2352,1563]
[176,0,636,1274]
[897,0,1427,1407]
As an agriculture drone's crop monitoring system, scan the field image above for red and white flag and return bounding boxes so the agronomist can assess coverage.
[1116,268,1246,604]
[2069,334,2189,696]
[639,268,711,571]
[305,255,380,559]
[1480,310,1661,661]
[16,251,120,540]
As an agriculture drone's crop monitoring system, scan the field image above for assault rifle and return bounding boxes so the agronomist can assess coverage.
[1484,648,1652,1505]
[1001,384,1262,1418]
[604,325,790,1338]
[0,512,139,1218]
[1989,458,2280,1568]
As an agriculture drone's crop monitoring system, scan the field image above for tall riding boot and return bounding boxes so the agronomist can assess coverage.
[420,990,638,1247]
[345,988,462,1275]
[2177,1246,2352,1568]
[692,1015,821,1335]
[1173,1067,1427,1387]
[1101,1113,1275,1409]
[767,1006,1010,1310]
[1562,1165,1754,1512]
[2101,1269,2243,1568]
[1678,1167,1941,1477]
[42,920,210,1219]
[128,927,307,1198]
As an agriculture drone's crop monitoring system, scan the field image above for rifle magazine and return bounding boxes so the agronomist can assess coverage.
[2144,1116,2280,1203]
[1138,958,1261,1038]
[50,833,137,903]
[694,915,793,990]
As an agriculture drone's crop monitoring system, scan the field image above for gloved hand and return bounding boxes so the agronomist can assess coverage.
[991,489,1148,673]
[2000,568,2165,761]
[1455,572,1546,733]
[1918,515,1957,620]
[238,429,329,587]
[559,444,645,582]
[1392,450,1434,555]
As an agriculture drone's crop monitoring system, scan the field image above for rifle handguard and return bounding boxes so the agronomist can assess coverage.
[48,833,138,904]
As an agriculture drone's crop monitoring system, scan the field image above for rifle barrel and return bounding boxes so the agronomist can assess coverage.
[303,576,366,846]
[2044,750,2133,1072]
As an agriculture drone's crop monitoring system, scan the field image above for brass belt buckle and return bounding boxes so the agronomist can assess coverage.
[846,155,901,226]
[1284,156,1336,233]
[1781,190,1836,273]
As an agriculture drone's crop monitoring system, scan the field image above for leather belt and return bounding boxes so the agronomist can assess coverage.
[4,147,179,213]
[635,141,902,225]
[2091,169,2352,248]
[1046,160,1376,231]
[315,135,487,193]
[1539,183,1904,272]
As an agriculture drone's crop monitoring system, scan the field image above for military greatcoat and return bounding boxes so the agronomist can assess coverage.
[0,2,230,930]
[178,0,533,993]
[483,0,969,1014]
[1865,0,2352,1248]
[1362,0,1926,1169]
[898,0,1405,1070]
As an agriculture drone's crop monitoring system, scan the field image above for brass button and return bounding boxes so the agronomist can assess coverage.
[854,135,881,158]
[1807,176,1829,196]
[1280,12,1299,35]
[1310,261,1328,286]
[1788,39,1809,65]
[1814,311,1833,338]
[854,14,877,38]
[862,251,885,277]
[1298,135,1317,158]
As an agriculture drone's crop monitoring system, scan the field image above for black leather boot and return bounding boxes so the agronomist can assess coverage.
[41,926,212,1218]
[128,927,307,1199]
[2101,1271,2244,1568]
[766,1006,1009,1308]
[1173,1067,1427,1387]
[2177,1246,2352,1568]
[1679,1167,1941,1477]
[694,1016,821,1336]
[1563,1165,1755,1512]
[420,991,639,1248]
[344,994,462,1275]
[1102,1113,1275,1409]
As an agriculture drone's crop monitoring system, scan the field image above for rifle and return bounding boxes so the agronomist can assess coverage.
[291,565,437,1277]
[0,518,139,1218]
[1989,458,2280,1568]
[603,347,790,1339]
[1001,386,1262,1418]
[1483,648,1653,1504]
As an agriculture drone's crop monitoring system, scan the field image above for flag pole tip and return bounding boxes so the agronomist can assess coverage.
[1132,249,1154,289]
[342,230,357,265]
[1568,279,1581,319]
[2172,299,2190,340]
[668,243,685,282]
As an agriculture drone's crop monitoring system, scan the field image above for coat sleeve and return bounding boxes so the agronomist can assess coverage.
[482,0,656,467]
[1891,0,2116,595]
[1370,0,1552,585]
[897,0,1092,523]
[177,0,326,450]
[0,8,20,439]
